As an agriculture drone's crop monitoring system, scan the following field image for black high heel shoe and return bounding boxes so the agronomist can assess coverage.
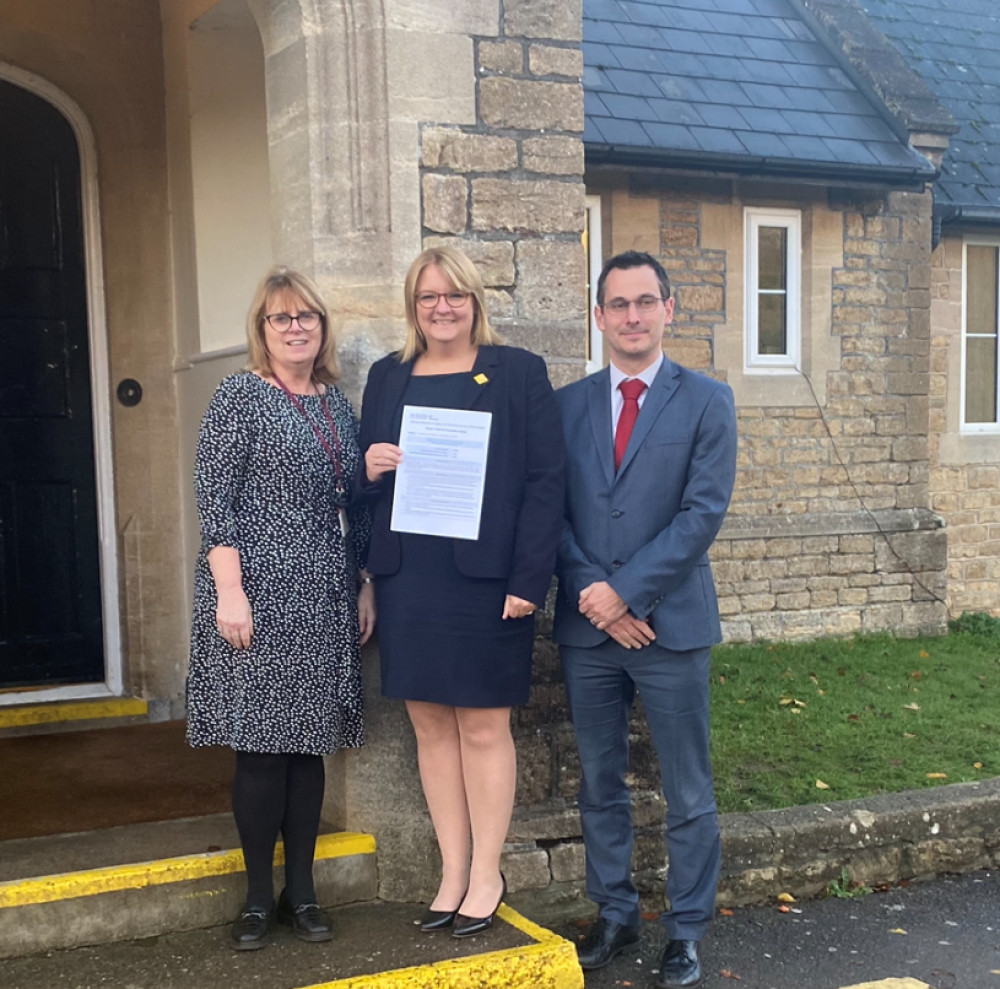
[420,887,468,932]
[452,873,506,938]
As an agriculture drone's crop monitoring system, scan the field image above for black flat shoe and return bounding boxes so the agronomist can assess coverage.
[277,889,333,942]
[451,874,506,938]
[420,906,459,932]
[575,917,642,970]
[230,907,274,950]
[657,938,703,988]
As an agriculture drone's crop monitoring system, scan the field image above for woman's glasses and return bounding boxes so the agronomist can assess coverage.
[415,292,470,310]
[264,311,322,332]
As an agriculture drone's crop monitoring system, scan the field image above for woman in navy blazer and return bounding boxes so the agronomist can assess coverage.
[357,246,564,937]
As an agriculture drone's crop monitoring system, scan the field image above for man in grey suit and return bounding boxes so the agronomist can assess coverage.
[554,250,737,988]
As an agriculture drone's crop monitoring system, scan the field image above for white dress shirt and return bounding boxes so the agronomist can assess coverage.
[609,354,663,435]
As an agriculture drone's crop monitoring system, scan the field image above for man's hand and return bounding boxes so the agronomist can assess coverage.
[604,614,655,650]
[579,580,628,627]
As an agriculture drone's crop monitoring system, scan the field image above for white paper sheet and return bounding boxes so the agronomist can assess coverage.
[390,405,493,540]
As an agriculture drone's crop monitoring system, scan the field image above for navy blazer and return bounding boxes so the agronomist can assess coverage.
[554,357,738,652]
[357,345,565,608]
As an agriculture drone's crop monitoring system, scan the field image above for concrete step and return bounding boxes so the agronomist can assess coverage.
[0,814,376,959]
[0,899,584,989]
[0,697,154,738]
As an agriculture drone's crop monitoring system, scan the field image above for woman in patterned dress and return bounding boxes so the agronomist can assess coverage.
[186,267,373,951]
[358,247,564,937]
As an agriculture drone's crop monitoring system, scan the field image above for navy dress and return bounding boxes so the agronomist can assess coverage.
[375,374,535,707]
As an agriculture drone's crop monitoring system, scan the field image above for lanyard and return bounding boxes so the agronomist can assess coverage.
[271,373,346,494]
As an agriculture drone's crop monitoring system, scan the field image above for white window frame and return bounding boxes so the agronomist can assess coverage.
[960,237,1000,433]
[744,207,802,372]
[585,194,604,374]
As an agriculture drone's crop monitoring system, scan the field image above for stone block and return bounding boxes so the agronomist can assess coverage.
[422,236,515,285]
[478,40,524,74]
[421,128,518,172]
[515,239,588,321]
[529,44,583,78]
[479,77,584,132]
[515,732,554,805]
[502,845,552,891]
[422,174,467,234]
[522,136,585,175]
[473,178,584,235]
[505,0,582,41]
[549,841,586,882]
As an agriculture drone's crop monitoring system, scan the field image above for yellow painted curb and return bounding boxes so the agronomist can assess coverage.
[0,832,375,909]
[0,698,148,729]
[842,981,931,989]
[299,904,584,989]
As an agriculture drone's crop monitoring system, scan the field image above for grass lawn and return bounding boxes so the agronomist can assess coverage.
[709,617,1000,814]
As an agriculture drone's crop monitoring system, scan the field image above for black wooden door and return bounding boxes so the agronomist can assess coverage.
[0,80,104,688]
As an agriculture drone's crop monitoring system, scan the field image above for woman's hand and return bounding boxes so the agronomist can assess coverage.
[502,594,537,620]
[365,443,403,483]
[216,587,253,649]
[358,581,376,645]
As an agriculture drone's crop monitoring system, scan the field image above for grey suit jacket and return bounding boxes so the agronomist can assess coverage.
[553,357,738,652]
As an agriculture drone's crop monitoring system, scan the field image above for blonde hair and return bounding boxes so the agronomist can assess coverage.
[245,266,340,384]
[399,246,503,362]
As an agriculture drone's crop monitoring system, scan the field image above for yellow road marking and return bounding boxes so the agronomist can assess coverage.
[297,903,583,989]
[842,980,931,988]
[0,832,374,908]
[0,698,148,729]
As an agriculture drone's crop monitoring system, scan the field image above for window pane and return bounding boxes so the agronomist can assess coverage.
[965,246,998,423]
[758,226,787,291]
[966,337,998,423]
[758,293,787,355]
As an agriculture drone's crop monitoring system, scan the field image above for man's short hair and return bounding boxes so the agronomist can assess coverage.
[596,250,671,306]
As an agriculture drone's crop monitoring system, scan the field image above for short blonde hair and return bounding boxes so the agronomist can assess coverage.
[399,246,502,362]
[246,266,340,384]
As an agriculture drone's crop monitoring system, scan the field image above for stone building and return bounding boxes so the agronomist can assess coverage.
[0,0,996,905]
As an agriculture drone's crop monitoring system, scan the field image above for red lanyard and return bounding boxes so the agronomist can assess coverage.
[271,373,345,485]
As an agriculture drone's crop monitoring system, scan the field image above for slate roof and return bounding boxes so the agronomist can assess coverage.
[860,0,1000,216]
[583,0,937,183]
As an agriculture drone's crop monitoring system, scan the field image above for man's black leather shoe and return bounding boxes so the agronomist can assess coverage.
[657,938,703,988]
[575,917,642,970]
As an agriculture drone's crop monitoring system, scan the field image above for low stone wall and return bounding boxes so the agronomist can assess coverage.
[503,778,1000,920]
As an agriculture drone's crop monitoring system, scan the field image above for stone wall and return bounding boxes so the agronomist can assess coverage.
[928,231,1000,618]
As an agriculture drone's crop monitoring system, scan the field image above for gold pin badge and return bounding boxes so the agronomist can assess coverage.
[474,373,489,385]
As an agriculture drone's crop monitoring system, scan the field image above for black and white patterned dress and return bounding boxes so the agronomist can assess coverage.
[186,371,370,756]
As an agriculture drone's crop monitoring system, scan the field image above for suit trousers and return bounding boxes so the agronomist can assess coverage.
[561,638,720,940]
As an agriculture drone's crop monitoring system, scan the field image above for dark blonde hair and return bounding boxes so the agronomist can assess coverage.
[246,266,339,383]
[399,246,502,361]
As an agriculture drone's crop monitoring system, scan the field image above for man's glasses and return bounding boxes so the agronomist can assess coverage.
[601,295,665,315]
[264,311,323,332]
[415,291,470,310]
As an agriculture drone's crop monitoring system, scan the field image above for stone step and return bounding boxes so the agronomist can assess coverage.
[0,814,377,959]
[0,898,584,989]
[0,697,154,737]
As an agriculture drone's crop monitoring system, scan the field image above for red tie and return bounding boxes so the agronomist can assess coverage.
[614,378,647,471]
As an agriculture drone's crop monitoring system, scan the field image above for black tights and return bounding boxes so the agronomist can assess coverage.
[232,751,325,910]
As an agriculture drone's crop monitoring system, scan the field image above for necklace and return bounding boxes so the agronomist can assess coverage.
[271,372,347,499]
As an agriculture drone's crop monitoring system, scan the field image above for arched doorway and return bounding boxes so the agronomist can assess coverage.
[0,78,104,689]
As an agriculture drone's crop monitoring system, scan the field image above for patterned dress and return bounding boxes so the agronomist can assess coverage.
[186,372,370,756]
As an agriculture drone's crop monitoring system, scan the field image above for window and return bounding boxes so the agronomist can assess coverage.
[963,241,1000,429]
[584,195,604,374]
[744,208,801,371]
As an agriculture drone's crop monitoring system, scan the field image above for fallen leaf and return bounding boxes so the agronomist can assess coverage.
[720,970,742,980]
[910,670,923,679]
[818,689,827,695]
[889,927,907,934]
[815,779,830,790]
[719,908,735,916]
[793,699,807,707]
[974,762,984,769]
[847,713,860,721]
[779,697,793,706]
[777,892,796,903]
[719,675,727,685]
[904,732,917,738]
[903,702,920,711]
[777,905,790,913]
[926,772,948,779]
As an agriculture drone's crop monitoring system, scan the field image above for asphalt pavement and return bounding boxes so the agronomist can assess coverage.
[558,869,999,989]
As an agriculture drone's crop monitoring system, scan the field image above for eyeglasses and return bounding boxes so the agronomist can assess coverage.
[601,295,665,315]
[415,291,470,310]
[264,311,323,332]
